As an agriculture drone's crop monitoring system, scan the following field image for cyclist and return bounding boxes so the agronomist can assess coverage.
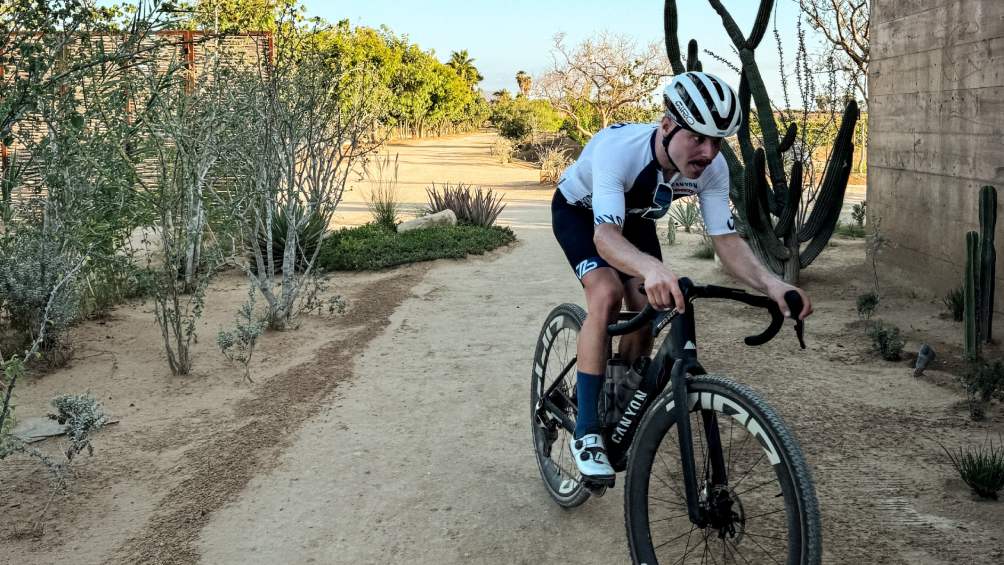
[551,71,813,481]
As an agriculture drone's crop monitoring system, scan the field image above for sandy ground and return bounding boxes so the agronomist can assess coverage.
[3,133,1002,565]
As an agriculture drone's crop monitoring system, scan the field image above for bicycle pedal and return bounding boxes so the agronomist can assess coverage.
[583,475,615,492]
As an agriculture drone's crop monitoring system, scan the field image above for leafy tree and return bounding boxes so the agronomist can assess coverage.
[537,32,668,141]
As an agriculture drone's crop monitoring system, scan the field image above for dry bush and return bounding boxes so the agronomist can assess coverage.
[539,146,571,185]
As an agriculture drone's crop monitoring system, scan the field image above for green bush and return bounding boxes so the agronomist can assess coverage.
[867,321,904,361]
[944,287,964,322]
[851,201,867,227]
[835,220,866,238]
[316,223,516,271]
[961,360,1004,420]
[856,292,879,320]
[941,436,1004,499]
[0,229,82,350]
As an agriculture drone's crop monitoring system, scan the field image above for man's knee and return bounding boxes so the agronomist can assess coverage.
[584,273,624,317]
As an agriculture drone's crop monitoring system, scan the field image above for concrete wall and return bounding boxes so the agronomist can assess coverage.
[869,0,1004,302]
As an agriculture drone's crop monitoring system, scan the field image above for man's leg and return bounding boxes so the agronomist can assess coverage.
[617,276,654,363]
[563,266,621,480]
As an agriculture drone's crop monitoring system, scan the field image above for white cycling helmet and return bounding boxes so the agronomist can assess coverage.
[663,72,741,138]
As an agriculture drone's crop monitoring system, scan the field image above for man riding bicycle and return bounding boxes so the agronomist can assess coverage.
[550,71,814,481]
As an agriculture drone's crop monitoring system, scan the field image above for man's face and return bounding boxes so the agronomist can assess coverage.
[664,118,722,178]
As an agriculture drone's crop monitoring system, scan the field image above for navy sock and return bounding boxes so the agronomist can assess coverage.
[574,370,604,439]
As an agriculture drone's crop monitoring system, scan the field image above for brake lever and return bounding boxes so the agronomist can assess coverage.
[783,290,807,349]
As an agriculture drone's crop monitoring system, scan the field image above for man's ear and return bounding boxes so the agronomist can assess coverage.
[661,115,675,131]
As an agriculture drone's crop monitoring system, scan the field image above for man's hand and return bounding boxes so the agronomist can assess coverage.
[765,280,813,320]
[642,265,686,313]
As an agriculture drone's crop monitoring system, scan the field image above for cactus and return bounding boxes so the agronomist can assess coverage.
[978,185,997,343]
[965,231,980,360]
[663,0,858,283]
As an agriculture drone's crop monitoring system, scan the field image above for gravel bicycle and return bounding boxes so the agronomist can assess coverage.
[530,277,821,564]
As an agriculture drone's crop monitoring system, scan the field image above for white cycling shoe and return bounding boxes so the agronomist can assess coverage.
[570,433,615,480]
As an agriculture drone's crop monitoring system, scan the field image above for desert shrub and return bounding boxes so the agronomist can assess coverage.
[317,223,516,271]
[692,238,716,260]
[49,393,108,461]
[867,321,904,361]
[670,199,700,233]
[79,255,157,317]
[217,285,267,383]
[941,436,1004,499]
[0,229,82,351]
[425,182,506,227]
[364,153,401,231]
[961,360,1004,421]
[851,201,867,227]
[539,146,571,185]
[856,292,879,320]
[490,136,515,164]
[943,287,964,322]
[834,219,866,238]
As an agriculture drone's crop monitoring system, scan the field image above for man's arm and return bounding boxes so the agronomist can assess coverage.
[712,233,813,319]
[595,224,684,312]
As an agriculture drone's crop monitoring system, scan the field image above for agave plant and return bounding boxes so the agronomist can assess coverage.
[425,182,506,227]
[942,436,1004,499]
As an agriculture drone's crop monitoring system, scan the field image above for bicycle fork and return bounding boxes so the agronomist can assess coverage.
[668,314,729,530]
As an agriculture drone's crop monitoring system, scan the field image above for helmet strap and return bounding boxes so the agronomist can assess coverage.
[661,124,683,174]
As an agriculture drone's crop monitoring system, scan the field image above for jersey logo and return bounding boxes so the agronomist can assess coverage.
[575,259,600,279]
[727,216,735,230]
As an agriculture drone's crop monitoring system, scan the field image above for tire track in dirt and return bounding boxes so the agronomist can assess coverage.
[112,267,429,564]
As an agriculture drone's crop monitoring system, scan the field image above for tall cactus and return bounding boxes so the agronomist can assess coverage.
[978,185,997,343]
[965,231,980,359]
[663,0,859,283]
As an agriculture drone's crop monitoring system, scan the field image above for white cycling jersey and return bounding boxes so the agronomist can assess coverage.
[556,122,736,235]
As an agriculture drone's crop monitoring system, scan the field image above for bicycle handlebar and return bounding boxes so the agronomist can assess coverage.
[606,277,806,349]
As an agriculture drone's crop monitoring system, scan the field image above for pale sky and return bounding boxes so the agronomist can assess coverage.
[301,0,826,105]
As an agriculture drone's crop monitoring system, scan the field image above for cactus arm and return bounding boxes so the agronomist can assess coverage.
[736,74,756,168]
[737,49,788,198]
[779,123,797,153]
[664,1,686,75]
[774,161,802,237]
[798,100,859,242]
[747,0,775,49]
[979,185,997,342]
[745,149,791,262]
[707,0,748,49]
[965,231,980,359]
[686,39,700,72]
[797,146,853,268]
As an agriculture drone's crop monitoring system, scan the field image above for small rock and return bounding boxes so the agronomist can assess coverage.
[397,209,457,233]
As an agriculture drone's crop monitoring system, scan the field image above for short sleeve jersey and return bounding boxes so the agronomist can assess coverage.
[556,123,736,235]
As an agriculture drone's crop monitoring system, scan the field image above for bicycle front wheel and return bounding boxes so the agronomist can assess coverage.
[624,375,821,565]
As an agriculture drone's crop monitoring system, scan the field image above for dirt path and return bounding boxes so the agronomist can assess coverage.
[197,135,1002,563]
[4,133,1002,564]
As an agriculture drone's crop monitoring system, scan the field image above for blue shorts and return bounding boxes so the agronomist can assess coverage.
[551,190,663,283]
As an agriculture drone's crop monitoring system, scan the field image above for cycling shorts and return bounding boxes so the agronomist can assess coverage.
[551,189,662,283]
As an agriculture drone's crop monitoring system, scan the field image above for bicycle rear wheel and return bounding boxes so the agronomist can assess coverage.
[624,375,821,564]
[531,303,591,508]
